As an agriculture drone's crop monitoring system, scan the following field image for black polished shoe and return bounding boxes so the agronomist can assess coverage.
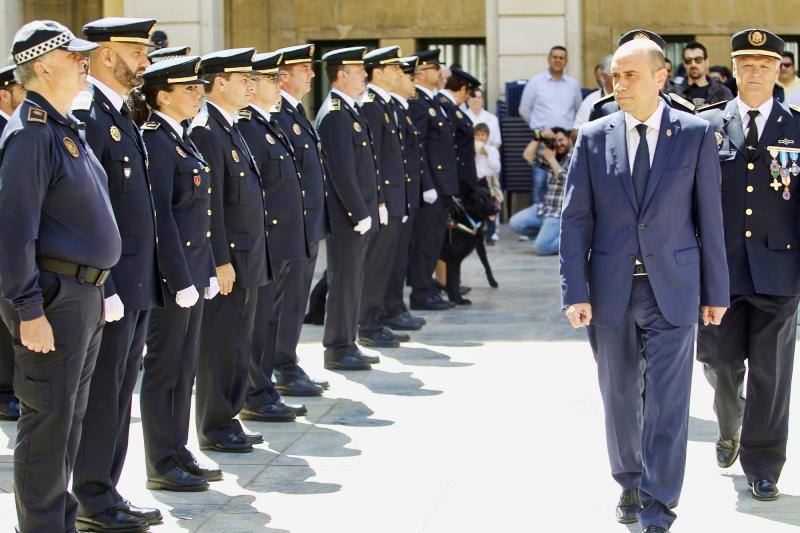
[324,353,372,371]
[179,458,222,481]
[382,312,424,331]
[355,349,381,364]
[459,285,471,295]
[303,311,324,325]
[117,500,162,526]
[146,465,209,492]
[615,489,642,524]
[240,402,296,422]
[77,507,149,532]
[716,438,740,468]
[359,329,400,348]
[275,376,323,397]
[237,427,264,444]
[382,326,410,342]
[283,401,307,416]
[750,479,780,501]
[0,398,20,421]
[200,433,253,453]
[296,366,330,390]
[642,527,668,533]
[410,295,452,311]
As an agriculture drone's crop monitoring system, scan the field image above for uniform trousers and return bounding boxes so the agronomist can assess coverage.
[408,197,449,303]
[697,292,799,483]
[73,309,149,516]
[196,285,259,444]
[323,229,374,359]
[384,210,416,318]
[141,297,204,477]
[273,240,320,370]
[246,273,281,410]
[587,277,694,530]
[0,272,104,533]
[0,322,15,404]
[359,217,403,334]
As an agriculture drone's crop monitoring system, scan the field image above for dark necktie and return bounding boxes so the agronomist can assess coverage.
[632,123,650,208]
[120,102,131,116]
[745,109,760,153]
[296,102,307,119]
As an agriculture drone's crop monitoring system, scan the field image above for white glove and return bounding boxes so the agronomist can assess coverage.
[402,215,408,223]
[354,216,372,235]
[423,188,438,204]
[176,285,200,308]
[103,294,124,322]
[379,204,389,225]
[205,277,220,300]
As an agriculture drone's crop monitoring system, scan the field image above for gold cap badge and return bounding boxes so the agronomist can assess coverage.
[748,31,766,47]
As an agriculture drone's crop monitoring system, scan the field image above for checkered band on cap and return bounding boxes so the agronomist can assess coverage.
[14,30,75,64]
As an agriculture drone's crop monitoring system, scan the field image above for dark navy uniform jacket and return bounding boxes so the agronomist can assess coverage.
[189,103,270,287]
[141,113,215,293]
[73,83,163,311]
[238,105,308,263]
[0,91,122,321]
[0,114,7,133]
[393,95,426,211]
[409,87,460,197]
[698,98,800,296]
[274,95,328,244]
[438,92,479,194]
[360,87,407,218]
[316,91,380,236]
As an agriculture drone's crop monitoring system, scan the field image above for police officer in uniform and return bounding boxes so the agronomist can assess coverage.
[0,64,25,422]
[190,48,270,452]
[70,17,163,532]
[316,46,380,370]
[270,44,330,396]
[408,49,459,310]
[0,21,121,532]
[238,50,308,421]
[147,45,191,63]
[589,30,695,123]
[139,55,220,492]
[383,55,427,331]
[358,46,411,347]
[697,29,800,502]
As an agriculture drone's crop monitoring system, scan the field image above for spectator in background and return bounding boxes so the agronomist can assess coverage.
[462,88,501,148]
[518,45,582,136]
[149,29,168,49]
[779,51,800,105]
[593,63,603,88]
[508,127,572,255]
[709,65,732,84]
[572,54,612,135]
[474,123,502,243]
[674,41,733,107]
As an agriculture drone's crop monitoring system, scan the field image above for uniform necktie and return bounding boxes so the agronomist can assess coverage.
[120,102,131,116]
[745,109,760,152]
[632,123,650,208]
[296,102,307,118]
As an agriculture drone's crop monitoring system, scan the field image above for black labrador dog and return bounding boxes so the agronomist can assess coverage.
[440,185,499,305]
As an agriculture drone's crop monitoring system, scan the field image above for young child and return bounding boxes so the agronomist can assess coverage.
[474,123,503,242]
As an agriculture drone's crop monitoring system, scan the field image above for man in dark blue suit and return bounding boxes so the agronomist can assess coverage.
[560,38,729,533]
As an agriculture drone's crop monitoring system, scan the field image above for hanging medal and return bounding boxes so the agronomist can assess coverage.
[780,150,791,200]
[786,151,799,200]
[769,146,781,190]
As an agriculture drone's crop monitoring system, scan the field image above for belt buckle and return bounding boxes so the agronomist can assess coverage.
[95,270,110,287]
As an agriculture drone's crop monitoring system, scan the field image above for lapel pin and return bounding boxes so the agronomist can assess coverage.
[665,129,672,137]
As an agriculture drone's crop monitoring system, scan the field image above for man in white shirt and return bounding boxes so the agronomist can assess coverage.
[572,54,612,135]
[518,45,582,137]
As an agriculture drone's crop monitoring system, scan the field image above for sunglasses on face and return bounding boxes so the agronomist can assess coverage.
[683,57,705,65]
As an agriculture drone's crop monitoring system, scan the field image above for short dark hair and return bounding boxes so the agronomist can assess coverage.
[552,126,570,138]
[473,123,490,135]
[365,65,379,81]
[549,45,567,56]
[683,41,708,59]
[202,72,232,94]
[325,63,345,84]
[783,51,795,65]
[709,65,732,79]
[444,74,469,92]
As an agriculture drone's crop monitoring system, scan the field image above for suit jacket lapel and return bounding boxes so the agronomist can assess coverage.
[641,108,680,212]
[606,111,638,212]
[722,99,745,155]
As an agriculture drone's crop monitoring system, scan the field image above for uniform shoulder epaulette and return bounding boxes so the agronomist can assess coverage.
[190,112,208,129]
[592,93,614,110]
[667,92,695,112]
[272,99,282,113]
[328,98,340,112]
[237,109,252,121]
[141,121,160,131]
[362,91,375,103]
[695,99,728,113]
[71,90,93,112]
[789,104,800,116]
[26,107,47,125]
[439,95,449,104]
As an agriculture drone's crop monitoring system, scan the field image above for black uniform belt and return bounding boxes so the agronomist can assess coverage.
[633,264,648,277]
[36,256,111,287]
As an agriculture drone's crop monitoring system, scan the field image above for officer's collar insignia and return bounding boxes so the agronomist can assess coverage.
[231,149,240,163]
[724,111,733,121]
[223,126,230,133]
[292,123,301,135]
[715,131,724,147]
[102,102,110,112]
[328,99,340,111]
[141,121,160,131]
[109,125,121,142]
[27,107,47,124]
[169,131,177,140]
[748,30,767,47]
[455,110,463,119]
[176,146,187,158]
[237,109,252,121]
[63,136,79,158]
[778,138,794,145]
[266,133,275,144]
[778,115,783,123]
[273,100,281,112]
[428,107,436,117]
[353,122,362,133]
[439,96,448,104]
[363,92,375,103]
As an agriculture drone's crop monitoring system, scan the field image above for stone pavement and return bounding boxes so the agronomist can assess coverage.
[0,229,799,532]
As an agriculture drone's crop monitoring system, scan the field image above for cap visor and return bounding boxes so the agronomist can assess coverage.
[63,38,99,53]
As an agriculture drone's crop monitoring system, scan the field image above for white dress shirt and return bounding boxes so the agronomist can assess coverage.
[415,84,435,100]
[206,100,235,126]
[572,88,604,130]
[87,75,125,112]
[518,69,583,131]
[281,90,301,110]
[390,92,408,110]
[250,103,270,122]
[735,96,773,141]
[624,100,665,173]
[0,109,10,122]
[153,110,185,138]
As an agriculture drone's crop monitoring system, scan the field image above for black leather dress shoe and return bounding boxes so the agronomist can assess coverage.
[178,458,222,481]
[240,402,296,422]
[324,353,372,371]
[750,479,780,501]
[716,438,740,468]
[146,465,209,492]
[382,312,424,331]
[77,507,149,532]
[459,285,471,295]
[275,376,323,397]
[200,433,253,453]
[296,366,330,389]
[283,401,307,416]
[0,398,20,421]
[642,527,668,533]
[117,500,162,526]
[410,295,452,311]
[237,427,264,444]
[615,489,642,524]
[359,329,400,348]
[382,326,410,342]
[303,310,324,325]
[355,349,381,364]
